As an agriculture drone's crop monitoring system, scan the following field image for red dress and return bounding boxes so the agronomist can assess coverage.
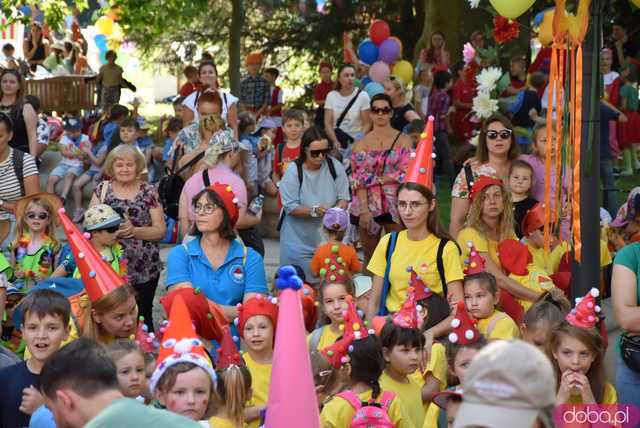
[452,78,475,141]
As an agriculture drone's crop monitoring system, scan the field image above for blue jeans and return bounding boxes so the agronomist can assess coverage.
[601,158,618,217]
[616,353,640,408]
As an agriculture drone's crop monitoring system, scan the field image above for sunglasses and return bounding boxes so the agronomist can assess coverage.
[95,226,119,234]
[26,211,49,220]
[486,129,513,140]
[371,107,392,115]
[310,148,331,158]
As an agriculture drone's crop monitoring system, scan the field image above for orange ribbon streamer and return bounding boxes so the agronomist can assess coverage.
[554,49,565,229]
[572,45,583,262]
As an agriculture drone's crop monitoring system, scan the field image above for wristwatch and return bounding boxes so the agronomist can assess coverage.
[310,205,320,218]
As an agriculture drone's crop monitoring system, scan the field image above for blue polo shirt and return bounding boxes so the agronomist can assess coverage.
[166,238,268,305]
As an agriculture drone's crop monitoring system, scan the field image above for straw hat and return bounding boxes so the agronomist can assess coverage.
[15,193,63,225]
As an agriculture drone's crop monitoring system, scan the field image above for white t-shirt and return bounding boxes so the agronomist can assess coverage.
[58,134,90,167]
[604,71,619,87]
[0,149,38,218]
[325,88,370,139]
[182,89,238,124]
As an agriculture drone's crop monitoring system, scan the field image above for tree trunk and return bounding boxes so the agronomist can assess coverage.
[229,0,244,95]
[414,0,465,64]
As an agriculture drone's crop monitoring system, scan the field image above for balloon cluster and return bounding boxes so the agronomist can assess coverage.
[93,11,123,64]
[356,20,413,98]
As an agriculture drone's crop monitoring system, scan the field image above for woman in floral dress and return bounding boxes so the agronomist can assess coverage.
[351,93,412,264]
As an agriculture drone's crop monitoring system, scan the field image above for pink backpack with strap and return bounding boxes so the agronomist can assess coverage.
[337,390,397,428]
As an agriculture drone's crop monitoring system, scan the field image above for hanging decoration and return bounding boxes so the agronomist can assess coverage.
[493,16,520,44]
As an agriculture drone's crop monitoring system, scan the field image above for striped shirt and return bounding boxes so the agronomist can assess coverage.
[0,148,38,218]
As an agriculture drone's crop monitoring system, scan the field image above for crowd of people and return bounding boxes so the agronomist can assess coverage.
[0,13,639,428]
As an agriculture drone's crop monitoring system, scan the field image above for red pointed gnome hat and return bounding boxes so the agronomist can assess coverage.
[469,175,503,201]
[522,203,546,237]
[392,286,419,329]
[149,294,216,393]
[321,295,370,368]
[135,317,159,354]
[407,265,433,301]
[236,295,279,338]
[266,266,320,428]
[404,116,436,190]
[566,288,601,329]
[448,300,480,345]
[463,241,486,275]
[498,239,532,276]
[160,287,226,343]
[57,208,125,302]
[319,244,350,284]
[209,182,240,226]
[217,325,243,369]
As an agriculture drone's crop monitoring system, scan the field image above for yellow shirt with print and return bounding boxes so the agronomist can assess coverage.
[422,342,448,428]
[567,382,617,404]
[207,416,236,428]
[307,325,341,353]
[242,352,272,428]
[380,370,425,428]
[508,264,555,311]
[530,240,612,274]
[456,227,517,266]
[23,317,79,360]
[320,389,410,428]
[368,232,464,313]
[476,310,520,340]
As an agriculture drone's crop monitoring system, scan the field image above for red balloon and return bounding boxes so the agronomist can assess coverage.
[369,19,391,45]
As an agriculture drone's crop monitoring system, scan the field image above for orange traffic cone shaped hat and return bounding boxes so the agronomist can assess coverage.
[149,294,216,393]
[404,116,436,190]
[217,325,243,369]
[321,295,371,368]
[392,286,420,329]
[448,300,480,345]
[566,288,601,329]
[463,241,486,275]
[57,208,125,302]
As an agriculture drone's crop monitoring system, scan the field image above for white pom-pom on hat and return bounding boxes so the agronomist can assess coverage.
[590,288,600,298]
[451,318,461,328]
[465,330,475,340]
[448,332,459,343]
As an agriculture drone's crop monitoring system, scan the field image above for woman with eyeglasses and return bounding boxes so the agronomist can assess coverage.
[0,69,38,156]
[365,182,464,337]
[351,93,413,264]
[178,130,261,251]
[449,114,519,238]
[166,183,267,322]
[89,144,166,331]
[279,126,350,281]
[383,77,421,132]
[456,175,541,323]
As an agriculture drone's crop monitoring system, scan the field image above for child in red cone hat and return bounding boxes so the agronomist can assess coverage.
[549,288,617,405]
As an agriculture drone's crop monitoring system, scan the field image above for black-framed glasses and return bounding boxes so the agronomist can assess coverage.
[310,148,331,158]
[371,107,392,115]
[95,226,119,234]
[194,202,218,215]
[26,211,49,220]
[486,129,513,140]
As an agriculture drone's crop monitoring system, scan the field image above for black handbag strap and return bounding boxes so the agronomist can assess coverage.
[335,89,362,129]
[174,149,205,176]
[169,144,182,174]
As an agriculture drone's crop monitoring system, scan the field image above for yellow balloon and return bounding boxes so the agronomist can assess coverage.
[489,0,535,20]
[538,11,554,46]
[633,0,640,7]
[96,16,114,36]
[392,60,413,85]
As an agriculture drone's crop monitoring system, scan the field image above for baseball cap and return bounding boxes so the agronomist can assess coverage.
[611,187,640,228]
[256,118,278,132]
[83,204,122,231]
[63,116,82,131]
[322,207,349,232]
[454,340,556,428]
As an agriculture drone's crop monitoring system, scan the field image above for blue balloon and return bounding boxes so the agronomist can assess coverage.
[365,81,385,98]
[361,76,372,87]
[357,39,379,66]
[20,5,31,16]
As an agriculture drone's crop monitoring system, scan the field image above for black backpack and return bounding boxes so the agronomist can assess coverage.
[157,146,205,220]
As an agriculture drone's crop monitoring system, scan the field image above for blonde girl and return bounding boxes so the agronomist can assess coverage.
[209,365,252,428]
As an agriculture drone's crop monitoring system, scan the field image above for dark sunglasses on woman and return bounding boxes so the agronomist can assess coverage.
[486,129,513,140]
[371,107,392,115]
[26,211,49,220]
[310,148,331,158]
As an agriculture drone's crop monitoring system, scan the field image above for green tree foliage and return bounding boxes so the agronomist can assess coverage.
[0,1,88,31]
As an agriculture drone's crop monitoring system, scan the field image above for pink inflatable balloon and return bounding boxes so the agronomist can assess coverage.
[369,61,391,83]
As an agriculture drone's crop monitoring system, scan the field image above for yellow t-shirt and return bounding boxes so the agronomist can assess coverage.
[476,310,520,340]
[567,382,617,404]
[208,416,237,428]
[308,325,341,352]
[422,342,448,428]
[508,264,555,311]
[545,240,611,274]
[320,389,409,428]
[242,352,272,428]
[457,227,511,266]
[368,232,464,313]
[23,317,79,360]
[380,370,425,428]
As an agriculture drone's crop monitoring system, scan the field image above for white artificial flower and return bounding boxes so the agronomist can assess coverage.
[472,90,499,119]
[476,67,502,92]
[468,0,481,8]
